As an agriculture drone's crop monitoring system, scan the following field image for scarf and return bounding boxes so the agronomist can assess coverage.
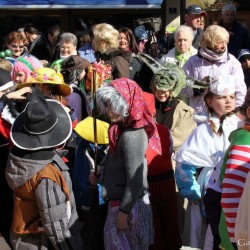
[108,78,161,155]
[199,47,228,63]
[175,47,194,67]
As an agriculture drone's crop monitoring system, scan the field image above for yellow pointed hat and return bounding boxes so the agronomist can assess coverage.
[74,117,110,144]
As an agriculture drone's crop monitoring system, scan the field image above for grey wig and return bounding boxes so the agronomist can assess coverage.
[96,85,129,120]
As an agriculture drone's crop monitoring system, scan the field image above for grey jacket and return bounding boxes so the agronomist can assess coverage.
[102,128,149,213]
[5,150,83,250]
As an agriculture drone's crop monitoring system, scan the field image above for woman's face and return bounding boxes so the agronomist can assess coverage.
[175,31,193,54]
[119,32,129,50]
[154,89,171,103]
[7,41,25,58]
[14,71,26,84]
[60,42,76,57]
[212,40,228,53]
[207,93,236,117]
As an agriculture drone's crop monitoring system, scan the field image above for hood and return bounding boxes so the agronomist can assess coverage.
[228,126,250,145]
[5,153,53,190]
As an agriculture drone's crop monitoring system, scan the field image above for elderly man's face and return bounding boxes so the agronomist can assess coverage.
[221,10,235,25]
[175,31,193,54]
[185,13,203,30]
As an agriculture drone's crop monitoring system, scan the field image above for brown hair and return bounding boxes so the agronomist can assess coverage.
[5,31,26,46]
[203,87,239,135]
[118,27,139,54]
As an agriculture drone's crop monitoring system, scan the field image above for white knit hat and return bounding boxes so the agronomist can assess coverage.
[210,75,236,95]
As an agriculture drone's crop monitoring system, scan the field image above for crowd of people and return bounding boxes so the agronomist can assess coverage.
[0,2,250,250]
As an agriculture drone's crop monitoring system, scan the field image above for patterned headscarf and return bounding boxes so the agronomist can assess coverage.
[108,78,161,155]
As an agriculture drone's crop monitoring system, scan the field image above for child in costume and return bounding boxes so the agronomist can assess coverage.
[219,88,250,250]
[174,75,242,249]
[142,55,197,244]
[12,56,43,84]
[5,95,83,249]
[143,91,182,250]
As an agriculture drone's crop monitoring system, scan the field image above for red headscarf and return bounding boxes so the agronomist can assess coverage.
[108,78,161,155]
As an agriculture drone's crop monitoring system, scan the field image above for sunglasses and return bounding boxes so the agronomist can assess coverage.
[11,44,24,49]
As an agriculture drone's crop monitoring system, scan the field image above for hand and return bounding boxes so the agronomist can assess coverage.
[6,87,32,100]
[116,211,129,230]
[89,171,99,185]
[40,60,49,67]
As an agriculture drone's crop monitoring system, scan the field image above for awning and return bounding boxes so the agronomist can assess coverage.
[0,0,163,9]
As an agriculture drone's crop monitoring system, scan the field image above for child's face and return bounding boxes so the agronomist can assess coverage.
[154,89,171,102]
[241,59,250,71]
[207,93,236,117]
[14,71,26,84]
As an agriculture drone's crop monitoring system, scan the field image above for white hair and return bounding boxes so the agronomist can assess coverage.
[60,32,78,46]
[174,25,194,42]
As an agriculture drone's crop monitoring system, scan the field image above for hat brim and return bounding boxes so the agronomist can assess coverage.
[11,99,72,150]
[189,11,207,17]
[74,117,109,144]
[16,81,72,96]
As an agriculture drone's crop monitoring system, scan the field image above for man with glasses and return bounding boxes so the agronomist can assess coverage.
[184,4,207,49]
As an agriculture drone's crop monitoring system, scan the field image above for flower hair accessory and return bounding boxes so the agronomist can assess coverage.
[85,61,112,91]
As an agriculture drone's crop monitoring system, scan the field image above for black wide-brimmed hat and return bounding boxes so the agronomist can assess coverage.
[11,95,72,150]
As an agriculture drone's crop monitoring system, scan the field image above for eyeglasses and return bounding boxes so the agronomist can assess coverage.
[11,44,24,49]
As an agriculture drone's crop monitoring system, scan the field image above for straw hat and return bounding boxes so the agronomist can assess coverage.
[16,67,71,96]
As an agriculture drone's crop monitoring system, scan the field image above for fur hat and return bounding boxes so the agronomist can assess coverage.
[0,68,14,91]
[11,95,72,150]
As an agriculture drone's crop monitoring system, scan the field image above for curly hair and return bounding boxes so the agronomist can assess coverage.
[200,25,229,49]
[93,23,119,53]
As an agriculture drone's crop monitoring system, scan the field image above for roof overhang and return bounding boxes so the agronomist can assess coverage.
[0,1,163,9]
